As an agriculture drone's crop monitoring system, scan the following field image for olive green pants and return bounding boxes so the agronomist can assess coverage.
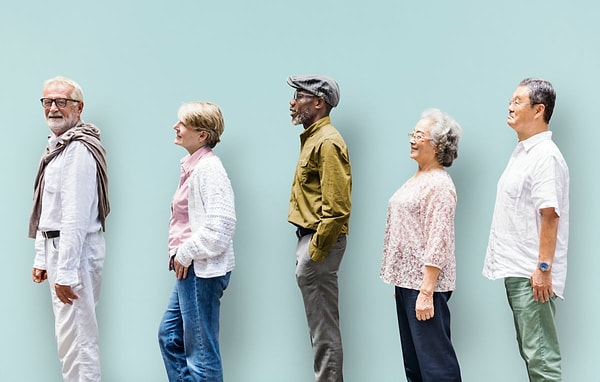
[505,277,562,382]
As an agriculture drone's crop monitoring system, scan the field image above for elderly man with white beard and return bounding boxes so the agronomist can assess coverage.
[29,76,110,382]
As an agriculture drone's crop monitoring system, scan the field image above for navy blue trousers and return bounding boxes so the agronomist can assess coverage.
[395,287,462,382]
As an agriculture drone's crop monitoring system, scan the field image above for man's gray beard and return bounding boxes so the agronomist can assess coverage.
[47,115,78,135]
[292,110,310,126]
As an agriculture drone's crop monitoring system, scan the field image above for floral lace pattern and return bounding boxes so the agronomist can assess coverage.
[380,169,457,292]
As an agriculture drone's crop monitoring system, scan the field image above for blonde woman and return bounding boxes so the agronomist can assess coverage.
[158,102,236,382]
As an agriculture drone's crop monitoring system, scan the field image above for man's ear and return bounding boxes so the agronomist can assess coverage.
[535,103,546,120]
[314,97,326,110]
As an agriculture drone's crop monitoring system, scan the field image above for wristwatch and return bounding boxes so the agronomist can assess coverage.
[538,261,551,272]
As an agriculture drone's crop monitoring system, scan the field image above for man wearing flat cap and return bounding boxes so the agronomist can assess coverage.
[287,74,352,382]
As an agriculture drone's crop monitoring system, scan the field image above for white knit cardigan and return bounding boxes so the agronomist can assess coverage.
[175,155,236,278]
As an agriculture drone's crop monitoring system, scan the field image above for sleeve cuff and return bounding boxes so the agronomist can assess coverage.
[55,270,79,287]
[175,247,193,267]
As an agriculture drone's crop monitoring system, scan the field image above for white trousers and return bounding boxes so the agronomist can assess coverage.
[45,231,105,382]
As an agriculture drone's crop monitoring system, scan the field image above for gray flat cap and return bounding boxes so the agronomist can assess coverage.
[287,74,340,107]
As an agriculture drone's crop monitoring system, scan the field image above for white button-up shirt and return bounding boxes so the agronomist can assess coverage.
[483,131,569,298]
[34,136,101,286]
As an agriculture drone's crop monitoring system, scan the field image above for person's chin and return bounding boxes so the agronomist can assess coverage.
[48,123,68,135]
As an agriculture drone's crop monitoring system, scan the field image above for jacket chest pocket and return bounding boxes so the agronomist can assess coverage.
[297,160,310,183]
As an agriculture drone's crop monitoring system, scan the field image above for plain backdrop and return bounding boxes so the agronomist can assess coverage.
[1,1,598,381]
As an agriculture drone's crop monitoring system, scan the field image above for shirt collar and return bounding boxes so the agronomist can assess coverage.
[301,116,331,138]
[181,145,213,174]
[519,130,552,153]
[48,134,61,150]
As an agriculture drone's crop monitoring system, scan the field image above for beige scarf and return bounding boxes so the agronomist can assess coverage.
[28,122,110,238]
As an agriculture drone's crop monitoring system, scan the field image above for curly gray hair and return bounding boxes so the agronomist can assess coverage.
[422,108,462,167]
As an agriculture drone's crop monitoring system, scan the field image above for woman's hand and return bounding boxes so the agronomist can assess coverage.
[173,258,189,280]
[416,291,434,321]
[417,265,439,320]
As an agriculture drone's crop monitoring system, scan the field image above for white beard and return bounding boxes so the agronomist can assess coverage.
[46,114,79,136]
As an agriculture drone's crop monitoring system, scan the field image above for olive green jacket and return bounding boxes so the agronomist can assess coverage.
[288,116,352,261]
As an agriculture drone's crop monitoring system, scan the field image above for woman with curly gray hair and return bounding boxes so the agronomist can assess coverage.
[380,108,462,381]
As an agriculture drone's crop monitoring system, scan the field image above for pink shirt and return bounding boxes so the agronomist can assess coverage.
[380,169,457,292]
[168,146,214,256]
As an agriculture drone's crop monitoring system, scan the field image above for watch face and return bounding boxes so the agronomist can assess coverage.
[539,262,550,271]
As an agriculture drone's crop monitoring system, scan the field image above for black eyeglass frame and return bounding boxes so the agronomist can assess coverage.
[40,98,81,108]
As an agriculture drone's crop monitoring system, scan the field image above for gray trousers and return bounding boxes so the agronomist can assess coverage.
[295,233,346,382]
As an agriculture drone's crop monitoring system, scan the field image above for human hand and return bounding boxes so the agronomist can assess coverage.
[55,284,79,305]
[416,291,434,321]
[173,258,189,280]
[530,270,555,303]
[32,268,47,283]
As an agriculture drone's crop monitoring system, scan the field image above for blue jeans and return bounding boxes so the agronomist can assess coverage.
[395,287,462,382]
[158,271,231,382]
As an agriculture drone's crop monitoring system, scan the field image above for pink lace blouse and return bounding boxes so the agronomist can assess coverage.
[380,169,457,292]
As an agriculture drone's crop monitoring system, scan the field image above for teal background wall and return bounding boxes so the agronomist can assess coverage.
[1,1,597,381]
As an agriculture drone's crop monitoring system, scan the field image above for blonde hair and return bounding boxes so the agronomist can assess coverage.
[177,102,225,148]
